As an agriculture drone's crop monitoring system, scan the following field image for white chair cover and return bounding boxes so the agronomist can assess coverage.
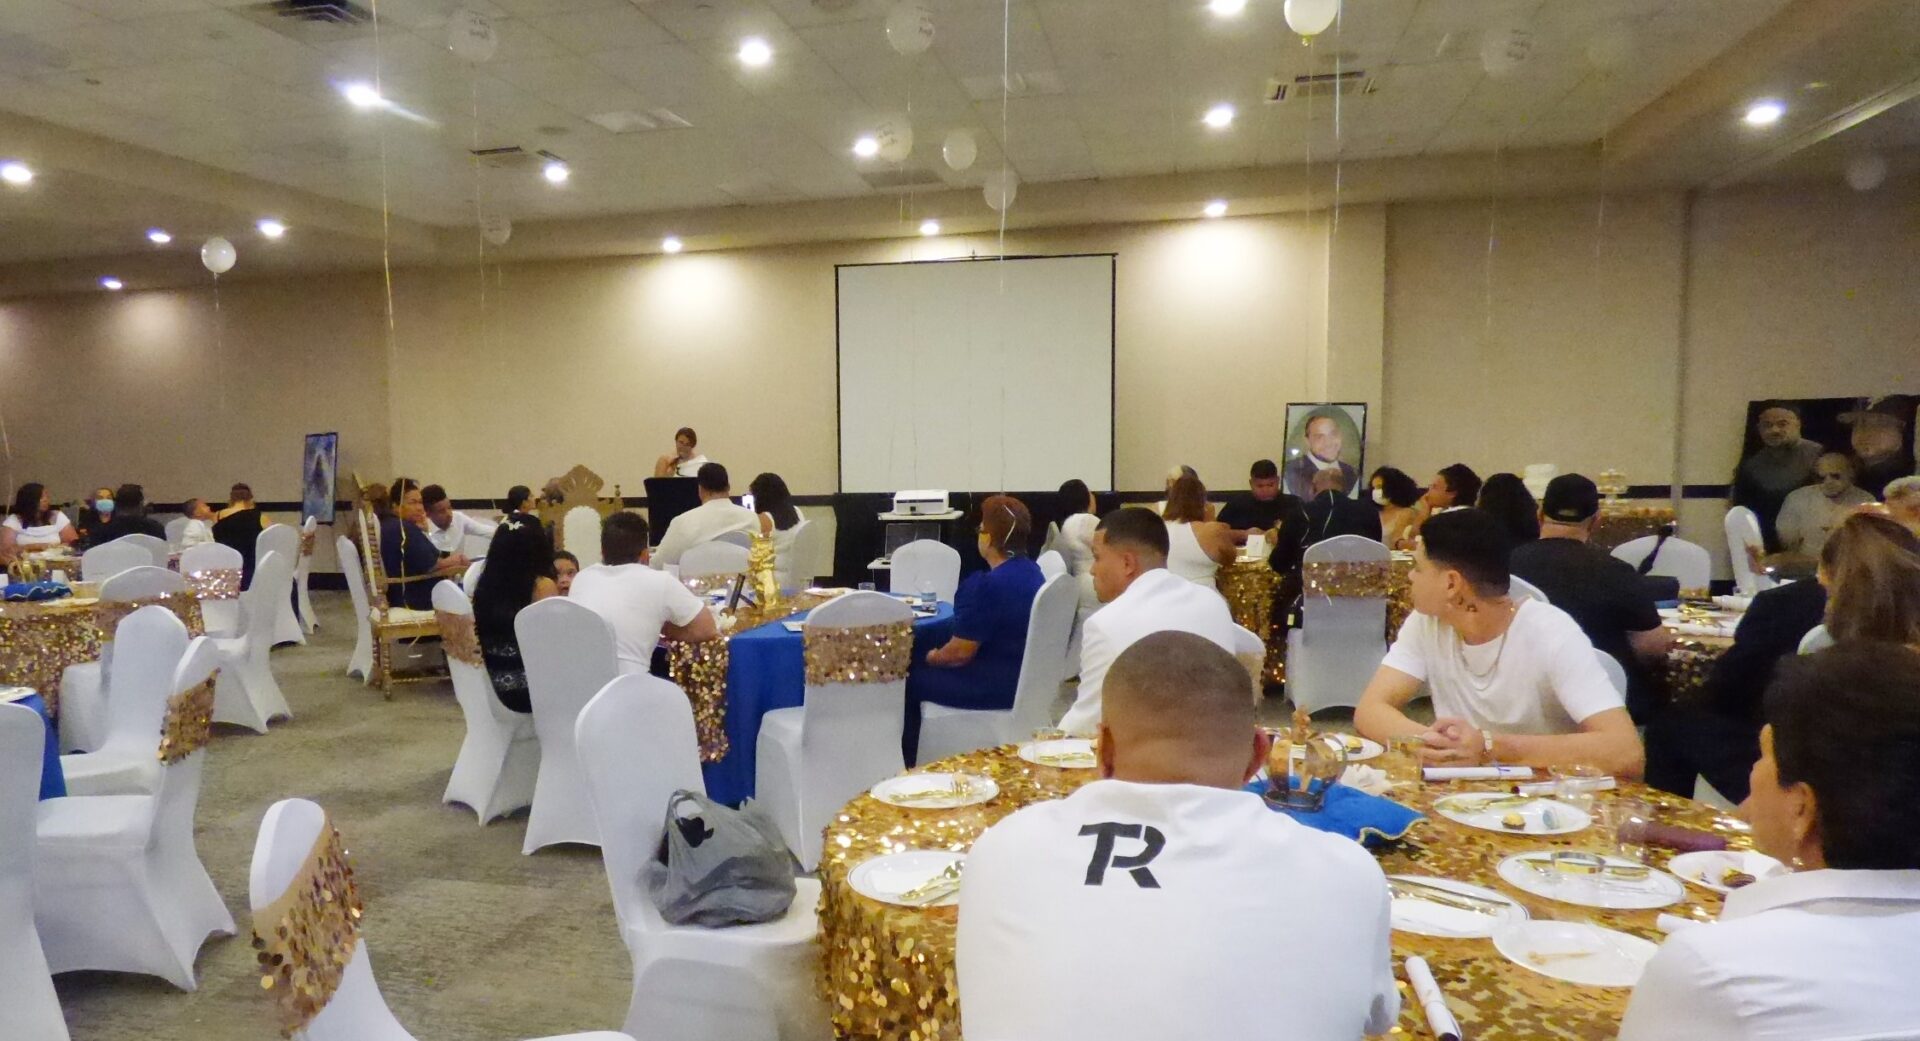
[787,519,831,589]
[680,540,749,579]
[36,637,234,990]
[434,582,539,825]
[260,523,306,647]
[113,533,170,570]
[1724,506,1777,596]
[1509,574,1551,604]
[918,573,1078,763]
[164,516,190,550]
[564,506,603,568]
[212,549,294,732]
[248,799,633,1041]
[756,591,913,870]
[295,516,319,634]
[1035,549,1067,580]
[1611,534,1712,592]
[61,605,189,797]
[577,676,827,1041]
[516,597,619,853]
[1798,623,1834,655]
[462,558,486,599]
[57,565,188,755]
[337,536,375,683]
[0,704,68,1041]
[1287,535,1391,715]
[180,541,245,639]
[80,540,148,583]
[1595,649,1628,696]
[714,529,754,549]
[889,539,960,602]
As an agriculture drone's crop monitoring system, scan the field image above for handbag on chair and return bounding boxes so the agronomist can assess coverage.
[648,791,797,927]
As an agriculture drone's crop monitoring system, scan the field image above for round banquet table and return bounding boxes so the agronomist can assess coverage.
[818,747,1747,1041]
[696,600,954,807]
[0,592,206,718]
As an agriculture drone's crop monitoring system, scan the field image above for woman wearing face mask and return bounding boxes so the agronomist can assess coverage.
[1619,644,1920,1041]
[1367,467,1422,550]
[5,482,79,548]
[75,485,114,545]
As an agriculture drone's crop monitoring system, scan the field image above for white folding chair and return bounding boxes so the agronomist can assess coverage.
[1595,649,1628,697]
[163,516,190,550]
[462,558,486,599]
[1798,624,1833,655]
[756,591,914,870]
[680,540,749,579]
[917,573,1079,763]
[211,548,295,733]
[434,583,539,825]
[889,539,960,602]
[113,533,170,570]
[1724,506,1777,596]
[714,529,754,549]
[294,516,320,634]
[1036,549,1067,580]
[516,597,619,853]
[1509,574,1551,604]
[80,540,148,583]
[0,704,68,1041]
[260,523,305,647]
[57,565,189,754]
[786,519,830,588]
[577,677,828,1041]
[180,541,245,639]
[338,536,375,683]
[36,636,234,990]
[61,604,189,796]
[248,798,632,1041]
[1612,534,1712,592]
[1287,535,1391,715]
[564,506,603,568]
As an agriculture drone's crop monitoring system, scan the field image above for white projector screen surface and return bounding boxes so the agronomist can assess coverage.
[837,255,1114,494]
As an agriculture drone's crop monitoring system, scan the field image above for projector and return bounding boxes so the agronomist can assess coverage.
[892,490,949,516]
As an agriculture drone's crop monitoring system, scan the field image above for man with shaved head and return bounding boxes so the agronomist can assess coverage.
[957,632,1398,1041]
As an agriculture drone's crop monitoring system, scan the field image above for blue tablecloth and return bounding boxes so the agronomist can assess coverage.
[703,601,954,806]
[18,693,67,801]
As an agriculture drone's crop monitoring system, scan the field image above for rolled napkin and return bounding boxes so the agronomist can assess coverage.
[1656,913,1706,934]
[1618,819,1728,852]
[1667,620,1738,639]
[1423,766,1535,781]
[1515,777,1616,797]
[1405,956,1463,1041]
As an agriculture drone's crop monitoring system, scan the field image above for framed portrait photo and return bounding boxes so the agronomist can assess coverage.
[301,432,340,524]
[1282,403,1368,500]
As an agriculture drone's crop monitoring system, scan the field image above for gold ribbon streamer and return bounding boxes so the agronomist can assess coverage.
[250,815,364,1038]
[803,619,914,687]
[158,676,216,764]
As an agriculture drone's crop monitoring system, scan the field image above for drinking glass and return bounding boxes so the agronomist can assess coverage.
[916,576,937,605]
[1384,734,1426,787]
[1609,797,1654,863]
[1550,763,1608,814]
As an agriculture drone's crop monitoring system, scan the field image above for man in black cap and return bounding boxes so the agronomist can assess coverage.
[1843,395,1918,501]
[1509,473,1669,723]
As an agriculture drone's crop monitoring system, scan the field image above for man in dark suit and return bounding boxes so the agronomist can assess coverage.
[1302,468,1382,546]
[1643,577,1827,803]
[1283,414,1361,500]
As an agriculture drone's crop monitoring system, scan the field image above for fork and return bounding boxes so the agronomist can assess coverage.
[897,862,964,904]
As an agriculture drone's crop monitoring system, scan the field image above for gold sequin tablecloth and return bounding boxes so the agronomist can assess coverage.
[1591,504,1675,553]
[1215,559,1283,684]
[818,747,1740,1041]
[1664,634,1732,703]
[0,592,204,716]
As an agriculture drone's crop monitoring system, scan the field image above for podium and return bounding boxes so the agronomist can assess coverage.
[643,477,701,546]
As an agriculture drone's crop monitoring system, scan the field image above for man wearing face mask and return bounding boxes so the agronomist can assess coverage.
[1731,403,1823,551]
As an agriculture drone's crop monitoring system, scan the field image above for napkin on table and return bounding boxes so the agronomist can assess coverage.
[1244,780,1424,847]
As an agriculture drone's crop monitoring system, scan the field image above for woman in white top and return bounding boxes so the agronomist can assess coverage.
[176,497,217,548]
[749,472,803,584]
[653,426,711,479]
[5,482,78,548]
[1160,472,1235,587]
[1619,643,1920,1041]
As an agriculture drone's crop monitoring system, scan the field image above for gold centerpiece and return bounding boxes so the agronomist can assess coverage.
[749,530,784,613]
[1596,468,1628,501]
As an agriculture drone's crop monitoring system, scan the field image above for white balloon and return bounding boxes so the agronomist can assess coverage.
[1845,154,1888,192]
[447,8,498,63]
[982,168,1018,212]
[200,236,236,275]
[885,0,934,56]
[1283,0,1339,36]
[942,129,977,171]
[875,118,914,162]
[480,215,512,246]
[1480,27,1533,77]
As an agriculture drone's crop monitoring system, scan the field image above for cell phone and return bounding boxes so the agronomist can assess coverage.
[741,493,756,513]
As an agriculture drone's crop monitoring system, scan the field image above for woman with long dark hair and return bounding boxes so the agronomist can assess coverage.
[749,472,802,584]
[5,482,77,548]
[1477,472,1541,545]
[472,515,558,713]
[1368,466,1422,549]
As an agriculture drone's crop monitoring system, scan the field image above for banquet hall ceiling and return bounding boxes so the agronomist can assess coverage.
[1,0,1916,283]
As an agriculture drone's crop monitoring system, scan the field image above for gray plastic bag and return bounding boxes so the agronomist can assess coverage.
[647,790,797,927]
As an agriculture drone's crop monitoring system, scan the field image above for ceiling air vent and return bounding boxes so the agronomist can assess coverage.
[468,146,566,170]
[237,0,373,42]
[860,166,947,191]
[960,70,1065,101]
[1265,70,1373,103]
[585,109,693,134]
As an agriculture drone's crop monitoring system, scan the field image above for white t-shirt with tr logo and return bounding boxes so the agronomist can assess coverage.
[957,779,1399,1041]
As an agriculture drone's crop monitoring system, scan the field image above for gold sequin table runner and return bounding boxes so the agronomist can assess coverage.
[1215,559,1284,685]
[0,591,204,716]
[818,747,1739,1041]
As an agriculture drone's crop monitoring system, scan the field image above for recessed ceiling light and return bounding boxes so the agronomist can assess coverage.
[1203,199,1228,218]
[1203,103,1235,129]
[738,36,773,67]
[256,218,287,239]
[0,161,32,186]
[542,160,570,184]
[1743,99,1785,126]
[100,277,123,291]
[661,236,683,253]
[341,81,386,109]
[1208,0,1247,16]
[146,228,172,245]
[919,219,941,236]
[852,135,880,158]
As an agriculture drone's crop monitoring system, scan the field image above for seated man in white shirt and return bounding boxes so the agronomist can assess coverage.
[568,511,719,674]
[1620,644,1920,1041]
[1057,507,1262,736]
[958,631,1399,1041]
[421,484,499,558]
[651,462,758,568]
[1354,508,1644,778]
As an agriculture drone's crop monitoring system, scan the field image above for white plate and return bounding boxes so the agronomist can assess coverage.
[1018,738,1097,770]
[848,850,965,908]
[870,773,998,810]
[1388,875,1528,939]
[1493,919,1657,987]
[1497,852,1685,910]
[0,686,36,705]
[64,597,99,608]
[1333,735,1384,762]
[1435,792,1592,836]
[1668,849,1785,895]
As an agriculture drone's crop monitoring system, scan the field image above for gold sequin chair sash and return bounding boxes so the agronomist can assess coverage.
[666,591,834,763]
[436,610,482,667]
[1302,559,1395,599]
[251,814,363,1037]
[803,619,915,686]
[184,567,243,601]
[298,530,317,558]
[97,591,206,638]
[158,677,216,764]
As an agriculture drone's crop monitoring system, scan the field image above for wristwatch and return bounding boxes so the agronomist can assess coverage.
[1482,729,1496,763]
